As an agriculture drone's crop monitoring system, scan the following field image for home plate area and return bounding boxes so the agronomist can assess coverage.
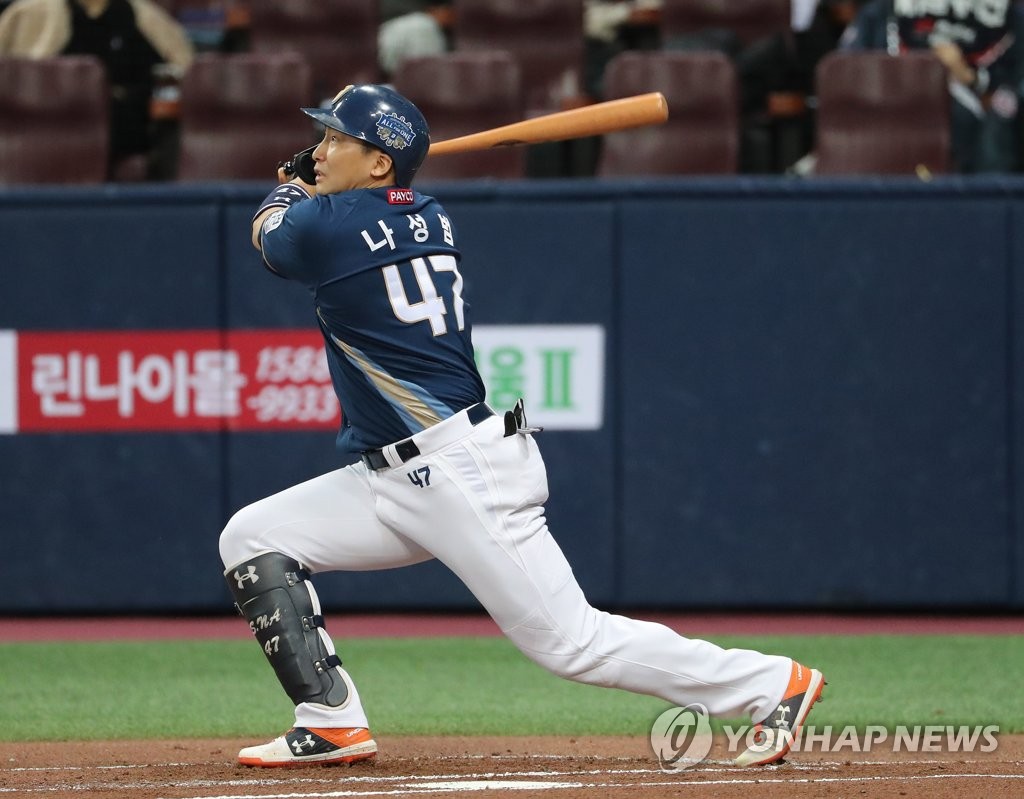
[2,735,1023,799]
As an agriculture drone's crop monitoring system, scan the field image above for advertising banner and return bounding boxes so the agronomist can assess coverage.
[0,326,605,433]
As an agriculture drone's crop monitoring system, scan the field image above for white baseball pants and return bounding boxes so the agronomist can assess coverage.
[219,406,791,730]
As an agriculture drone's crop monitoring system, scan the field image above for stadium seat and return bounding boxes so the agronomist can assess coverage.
[246,0,380,100]
[0,56,109,184]
[659,0,804,172]
[814,51,951,175]
[176,53,316,181]
[452,0,585,114]
[392,51,526,181]
[597,50,740,176]
[660,0,792,48]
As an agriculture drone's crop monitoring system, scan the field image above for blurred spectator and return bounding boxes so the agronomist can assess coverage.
[792,0,821,33]
[792,1,857,92]
[583,0,661,98]
[171,1,250,53]
[785,2,861,158]
[0,0,194,179]
[840,0,1024,173]
[379,0,449,80]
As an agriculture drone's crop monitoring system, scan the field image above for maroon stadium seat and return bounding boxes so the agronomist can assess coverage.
[176,53,316,181]
[393,51,526,181]
[452,0,584,115]
[814,51,951,175]
[0,56,109,184]
[660,0,792,48]
[597,51,740,176]
[246,0,380,100]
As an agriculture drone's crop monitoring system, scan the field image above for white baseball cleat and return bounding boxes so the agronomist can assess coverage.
[735,662,826,767]
[238,726,377,767]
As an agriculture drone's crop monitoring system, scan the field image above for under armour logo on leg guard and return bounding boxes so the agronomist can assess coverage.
[234,565,259,589]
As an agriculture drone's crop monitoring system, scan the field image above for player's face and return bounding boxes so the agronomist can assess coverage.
[312,131,391,194]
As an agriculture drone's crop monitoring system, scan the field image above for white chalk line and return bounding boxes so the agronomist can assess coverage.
[7,753,1023,774]
[151,773,1024,799]
[155,774,1019,799]
[4,763,1024,797]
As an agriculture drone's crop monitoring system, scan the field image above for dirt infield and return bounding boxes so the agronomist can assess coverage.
[3,735,1023,798]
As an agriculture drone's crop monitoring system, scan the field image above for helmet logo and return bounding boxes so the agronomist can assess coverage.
[376,112,416,151]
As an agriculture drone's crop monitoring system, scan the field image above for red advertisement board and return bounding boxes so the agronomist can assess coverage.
[9,330,339,432]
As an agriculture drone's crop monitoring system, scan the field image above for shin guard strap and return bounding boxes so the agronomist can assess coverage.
[316,654,343,673]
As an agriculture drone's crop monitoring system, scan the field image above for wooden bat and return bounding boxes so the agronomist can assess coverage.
[427,92,668,156]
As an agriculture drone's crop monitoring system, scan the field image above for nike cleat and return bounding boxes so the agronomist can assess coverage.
[238,726,377,767]
[735,661,826,767]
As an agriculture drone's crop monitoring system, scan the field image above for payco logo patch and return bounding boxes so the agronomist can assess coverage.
[473,325,605,431]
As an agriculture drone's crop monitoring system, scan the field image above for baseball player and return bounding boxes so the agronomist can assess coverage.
[219,84,825,769]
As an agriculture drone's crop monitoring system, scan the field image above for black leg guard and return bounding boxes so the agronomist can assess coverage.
[225,551,350,708]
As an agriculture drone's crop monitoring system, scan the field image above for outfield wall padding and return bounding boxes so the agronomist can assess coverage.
[0,178,1020,612]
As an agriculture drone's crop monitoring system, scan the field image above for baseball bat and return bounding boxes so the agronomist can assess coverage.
[427,92,668,155]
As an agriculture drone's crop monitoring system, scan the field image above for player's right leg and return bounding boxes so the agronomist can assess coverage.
[219,465,431,767]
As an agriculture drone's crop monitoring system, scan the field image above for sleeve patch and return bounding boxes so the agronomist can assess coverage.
[263,208,286,235]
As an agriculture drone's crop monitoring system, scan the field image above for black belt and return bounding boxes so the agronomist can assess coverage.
[360,403,494,471]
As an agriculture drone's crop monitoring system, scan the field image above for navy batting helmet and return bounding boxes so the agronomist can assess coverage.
[302,85,430,187]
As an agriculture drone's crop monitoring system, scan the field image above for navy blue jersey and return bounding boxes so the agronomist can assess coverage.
[895,0,1015,69]
[260,187,485,453]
